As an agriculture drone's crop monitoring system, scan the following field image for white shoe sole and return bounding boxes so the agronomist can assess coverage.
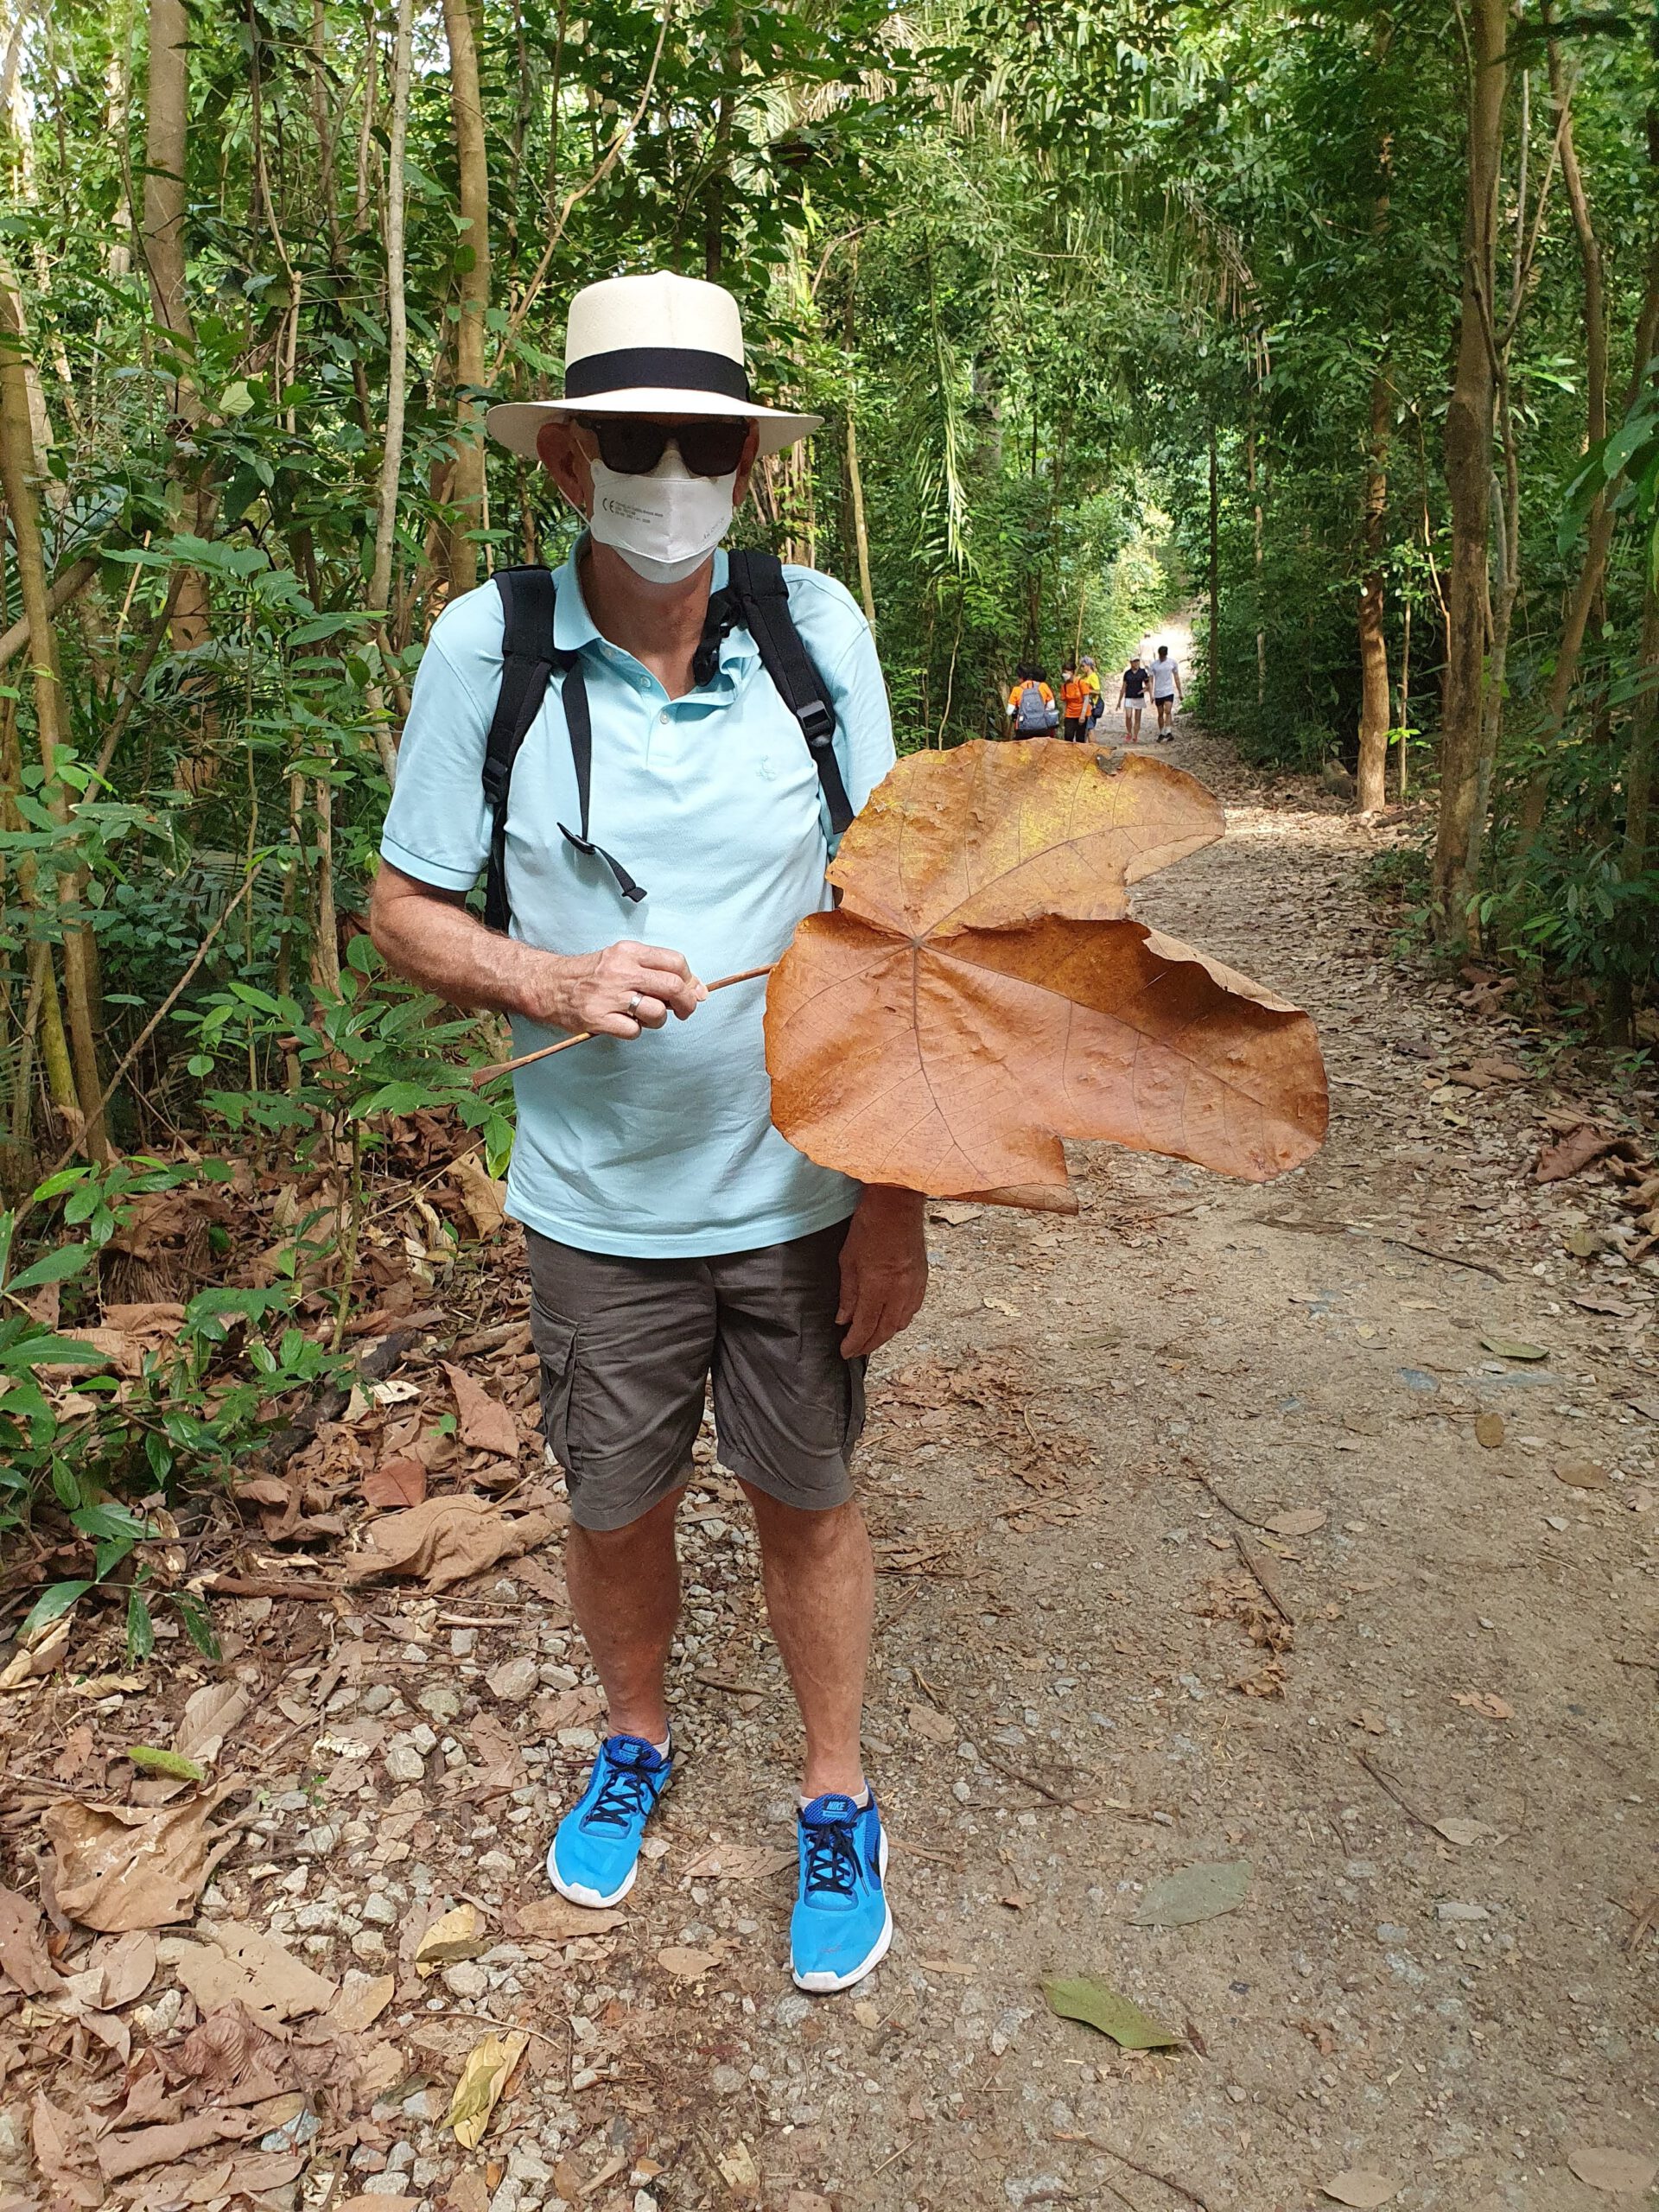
[545,1848,637,1910]
[791,1830,893,1994]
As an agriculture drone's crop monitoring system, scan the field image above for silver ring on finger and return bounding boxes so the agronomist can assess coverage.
[626,992,642,1020]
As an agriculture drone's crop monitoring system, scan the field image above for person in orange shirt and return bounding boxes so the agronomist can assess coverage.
[1005,666,1058,734]
[1059,663,1087,742]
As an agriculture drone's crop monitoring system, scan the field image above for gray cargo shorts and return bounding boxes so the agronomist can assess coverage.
[525,1219,868,1533]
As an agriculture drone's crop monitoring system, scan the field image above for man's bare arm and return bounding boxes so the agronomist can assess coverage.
[368,862,704,1037]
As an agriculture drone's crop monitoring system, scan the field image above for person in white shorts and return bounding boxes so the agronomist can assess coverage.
[1115,654,1150,743]
[1149,645,1182,739]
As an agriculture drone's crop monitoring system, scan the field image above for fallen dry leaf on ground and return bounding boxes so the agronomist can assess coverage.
[446,2031,528,2150]
[163,1923,337,2023]
[658,1944,726,1979]
[1041,1974,1184,2049]
[766,743,1327,1205]
[364,1457,428,1510]
[1264,1505,1326,1536]
[1535,1126,1634,1182]
[1133,1860,1253,1927]
[328,1970,397,2033]
[0,1613,73,1689]
[906,1702,958,1745]
[30,2091,103,2207]
[43,1786,240,1932]
[450,1153,508,1237]
[442,1363,521,1457]
[346,1495,558,1591]
[173,1682,251,1768]
[677,1843,796,1882]
[1320,2171,1397,2208]
[505,1898,624,1941]
[0,1885,64,1996]
[1452,1691,1514,1720]
[97,2111,253,2183]
[162,2002,290,2101]
[1566,2146,1658,2194]
[1433,1817,1498,1847]
[416,1904,485,1974]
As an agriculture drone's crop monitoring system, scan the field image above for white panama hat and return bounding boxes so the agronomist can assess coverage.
[486,270,822,462]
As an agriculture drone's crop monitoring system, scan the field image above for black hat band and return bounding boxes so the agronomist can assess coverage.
[563,346,752,404]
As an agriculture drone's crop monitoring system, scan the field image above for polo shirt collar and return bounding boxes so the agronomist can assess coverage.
[550,538,757,677]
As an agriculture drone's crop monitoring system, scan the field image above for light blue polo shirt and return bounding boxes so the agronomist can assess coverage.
[380,541,895,1258]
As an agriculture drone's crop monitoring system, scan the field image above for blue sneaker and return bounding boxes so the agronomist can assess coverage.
[791,1791,892,1993]
[547,1734,672,1908]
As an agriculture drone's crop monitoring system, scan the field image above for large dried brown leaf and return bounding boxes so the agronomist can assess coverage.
[42,1787,241,1933]
[442,1364,522,1458]
[766,743,1327,1204]
[0,1884,64,1996]
[95,2111,252,2183]
[160,2005,292,2107]
[162,1923,338,2024]
[29,2091,104,2207]
[345,1496,559,1591]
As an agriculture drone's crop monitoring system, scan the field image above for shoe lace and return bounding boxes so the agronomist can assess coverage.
[803,1812,861,1901]
[587,1752,658,1832]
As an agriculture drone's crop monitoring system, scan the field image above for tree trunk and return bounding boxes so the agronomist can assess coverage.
[0,272,106,1157]
[1431,0,1508,943]
[141,0,213,669]
[365,0,414,784]
[442,0,492,597]
[1514,229,1659,860]
[842,264,875,626]
[1206,421,1219,709]
[702,1,742,283]
[1356,353,1393,811]
[1605,575,1659,1043]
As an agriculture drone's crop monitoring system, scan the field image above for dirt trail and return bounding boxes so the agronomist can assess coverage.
[6,713,1656,2212]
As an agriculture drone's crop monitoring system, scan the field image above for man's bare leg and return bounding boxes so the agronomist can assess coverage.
[565,1489,682,1743]
[743,1486,873,1797]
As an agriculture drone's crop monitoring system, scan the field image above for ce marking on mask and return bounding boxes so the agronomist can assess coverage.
[600,492,668,525]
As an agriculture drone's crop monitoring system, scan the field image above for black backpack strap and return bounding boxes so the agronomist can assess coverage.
[726,550,855,837]
[483,567,559,934]
[555,661,646,905]
[482,567,645,929]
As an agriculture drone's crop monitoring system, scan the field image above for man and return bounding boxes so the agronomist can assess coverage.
[1115,651,1150,743]
[1149,642,1183,739]
[370,271,927,1995]
[1059,661,1086,742]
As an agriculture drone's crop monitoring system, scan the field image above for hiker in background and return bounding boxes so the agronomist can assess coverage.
[1059,663,1087,742]
[1116,652,1150,743]
[1006,664,1058,735]
[1079,657,1104,741]
[1150,643,1183,740]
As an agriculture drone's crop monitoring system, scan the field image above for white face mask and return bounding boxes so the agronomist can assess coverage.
[586,453,738,584]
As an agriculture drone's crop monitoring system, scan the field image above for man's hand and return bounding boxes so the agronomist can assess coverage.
[837,1185,928,1359]
[369,870,705,1038]
[539,939,707,1038]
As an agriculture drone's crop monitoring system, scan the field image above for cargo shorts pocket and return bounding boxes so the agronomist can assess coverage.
[529,1304,578,1476]
[842,1354,868,1460]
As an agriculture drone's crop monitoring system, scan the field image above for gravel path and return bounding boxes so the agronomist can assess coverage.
[6,714,1655,2212]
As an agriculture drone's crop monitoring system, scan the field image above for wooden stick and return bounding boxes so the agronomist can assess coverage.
[1233,1532,1294,1625]
[470,963,775,1086]
[1052,2133,1216,2212]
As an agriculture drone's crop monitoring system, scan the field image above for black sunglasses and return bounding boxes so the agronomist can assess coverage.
[577,416,751,480]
